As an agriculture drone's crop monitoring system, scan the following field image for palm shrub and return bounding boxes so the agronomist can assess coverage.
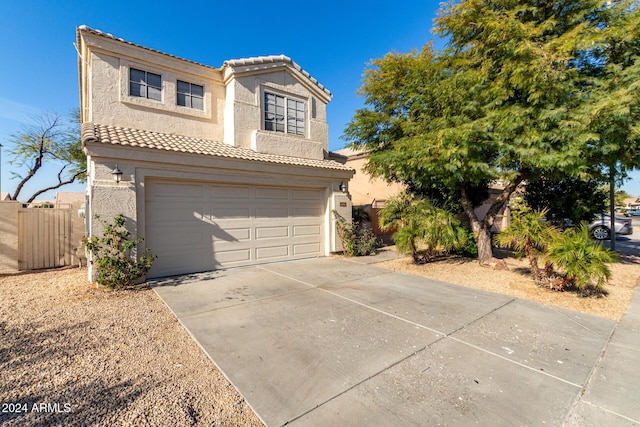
[84,214,157,289]
[547,224,616,294]
[379,193,468,263]
[494,207,558,283]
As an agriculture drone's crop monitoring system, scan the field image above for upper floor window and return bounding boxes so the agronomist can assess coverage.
[177,80,204,110]
[129,68,162,101]
[264,92,305,136]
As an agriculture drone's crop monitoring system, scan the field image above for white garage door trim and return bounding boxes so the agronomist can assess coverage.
[145,179,326,278]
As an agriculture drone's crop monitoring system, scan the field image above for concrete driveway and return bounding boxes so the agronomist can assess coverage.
[152,256,639,426]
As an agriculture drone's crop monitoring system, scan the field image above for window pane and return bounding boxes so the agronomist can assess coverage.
[148,86,161,101]
[130,82,143,97]
[177,80,189,94]
[177,93,187,106]
[147,72,161,88]
[192,96,203,110]
[130,68,145,84]
[191,84,204,97]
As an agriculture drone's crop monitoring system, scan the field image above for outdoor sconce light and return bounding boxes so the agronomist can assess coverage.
[339,182,347,193]
[111,165,123,184]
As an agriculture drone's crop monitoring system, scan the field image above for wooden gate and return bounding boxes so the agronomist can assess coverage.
[18,204,73,270]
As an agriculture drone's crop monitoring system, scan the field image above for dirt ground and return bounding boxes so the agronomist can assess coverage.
[0,267,263,427]
[376,251,640,321]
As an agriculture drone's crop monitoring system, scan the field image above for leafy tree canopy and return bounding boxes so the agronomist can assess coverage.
[344,0,640,262]
[524,176,607,224]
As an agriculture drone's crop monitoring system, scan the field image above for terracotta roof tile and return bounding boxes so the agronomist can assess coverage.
[82,123,353,172]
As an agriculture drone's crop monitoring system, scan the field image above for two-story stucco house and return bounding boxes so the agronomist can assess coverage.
[77,26,353,279]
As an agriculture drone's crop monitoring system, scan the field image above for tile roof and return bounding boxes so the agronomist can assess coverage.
[77,25,217,70]
[82,123,353,172]
[224,55,331,97]
[77,26,330,97]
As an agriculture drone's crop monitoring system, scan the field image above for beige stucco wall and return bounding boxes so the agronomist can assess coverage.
[224,68,330,160]
[80,29,331,162]
[80,32,225,141]
[345,156,405,206]
[0,201,20,271]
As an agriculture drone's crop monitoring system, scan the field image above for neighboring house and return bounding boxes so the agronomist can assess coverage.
[331,148,404,240]
[77,26,354,279]
[0,192,11,201]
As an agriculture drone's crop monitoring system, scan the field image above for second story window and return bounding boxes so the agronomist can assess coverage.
[129,68,162,101]
[264,92,305,136]
[177,80,204,110]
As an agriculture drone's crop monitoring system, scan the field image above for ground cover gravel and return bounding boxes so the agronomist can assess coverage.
[0,268,263,426]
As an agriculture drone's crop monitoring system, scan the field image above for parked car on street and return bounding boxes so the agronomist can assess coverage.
[624,207,640,217]
[588,214,633,240]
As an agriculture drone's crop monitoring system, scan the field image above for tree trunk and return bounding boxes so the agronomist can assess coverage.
[460,174,528,265]
[476,225,493,264]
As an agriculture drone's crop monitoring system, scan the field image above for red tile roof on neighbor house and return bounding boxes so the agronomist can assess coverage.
[81,123,353,172]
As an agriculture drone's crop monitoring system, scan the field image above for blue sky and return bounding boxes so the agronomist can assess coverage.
[0,0,638,200]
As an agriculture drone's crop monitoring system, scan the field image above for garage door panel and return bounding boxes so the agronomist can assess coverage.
[208,185,251,199]
[256,245,289,260]
[209,206,252,219]
[293,225,321,237]
[256,226,289,239]
[255,187,289,199]
[294,243,321,255]
[255,207,289,219]
[214,248,252,265]
[146,180,325,278]
[149,182,205,199]
[148,205,206,224]
[291,189,323,200]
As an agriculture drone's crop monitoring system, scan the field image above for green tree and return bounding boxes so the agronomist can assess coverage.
[379,192,468,263]
[6,110,86,203]
[344,1,638,263]
[576,0,640,250]
[524,176,607,224]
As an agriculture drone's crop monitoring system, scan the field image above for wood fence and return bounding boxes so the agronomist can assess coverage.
[18,204,73,270]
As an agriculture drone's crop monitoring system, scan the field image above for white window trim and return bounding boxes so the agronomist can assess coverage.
[261,87,307,138]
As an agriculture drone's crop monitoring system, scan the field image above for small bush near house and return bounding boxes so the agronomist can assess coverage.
[334,210,382,257]
[84,214,156,289]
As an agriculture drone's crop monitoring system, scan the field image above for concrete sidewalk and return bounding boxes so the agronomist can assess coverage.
[152,257,639,426]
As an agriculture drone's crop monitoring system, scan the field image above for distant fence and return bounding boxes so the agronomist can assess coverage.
[0,202,82,272]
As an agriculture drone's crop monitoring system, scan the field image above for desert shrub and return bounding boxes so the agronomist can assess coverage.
[84,214,157,289]
[547,224,616,294]
[380,193,468,263]
[334,210,382,256]
[494,207,559,284]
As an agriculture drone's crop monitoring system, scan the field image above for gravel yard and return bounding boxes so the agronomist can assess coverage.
[377,251,640,321]
[0,268,263,427]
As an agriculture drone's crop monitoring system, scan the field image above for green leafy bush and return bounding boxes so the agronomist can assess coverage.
[379,193,468,264]
[84,214,157,289]
[494,207,559,283]
[334,210,382,257]
[547,224,616,294]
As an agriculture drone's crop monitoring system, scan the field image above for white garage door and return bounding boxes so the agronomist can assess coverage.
[145,179,325,278]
